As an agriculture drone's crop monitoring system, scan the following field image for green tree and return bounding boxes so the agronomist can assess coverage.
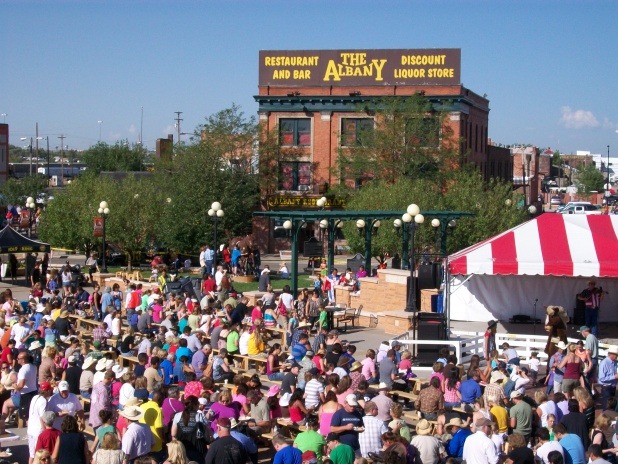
[575,164,605,194]
[154,105,260,252]
[334,94,459,187]
[341,169,526,258]
[80,141,146,174]
[0,175,48,205]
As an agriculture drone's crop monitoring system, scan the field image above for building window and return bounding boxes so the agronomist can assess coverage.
[279,161,311,191]
[280,119,311,146]
[341,118,373,146]
[404,117,440,148]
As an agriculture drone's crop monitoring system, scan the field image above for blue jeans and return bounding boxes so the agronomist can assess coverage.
[268,372,285,381]
[80,390,91,399]
[585,308,599,337]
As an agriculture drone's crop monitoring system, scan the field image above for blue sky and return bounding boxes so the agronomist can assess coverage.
[2,0,617,156]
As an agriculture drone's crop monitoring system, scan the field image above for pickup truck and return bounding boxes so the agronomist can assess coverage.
[558,204,602,215]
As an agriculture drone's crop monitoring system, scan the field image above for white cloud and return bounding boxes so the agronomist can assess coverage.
[128,124,137,134]
[560,106,599,129]
[603,118,617,130]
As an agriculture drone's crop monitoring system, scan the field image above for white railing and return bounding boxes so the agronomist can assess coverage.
[389,330,612,376]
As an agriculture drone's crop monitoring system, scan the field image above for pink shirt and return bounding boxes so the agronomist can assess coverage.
[361,357,376,380]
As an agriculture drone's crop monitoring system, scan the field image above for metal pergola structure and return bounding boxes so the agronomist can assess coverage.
[253,209,474,299]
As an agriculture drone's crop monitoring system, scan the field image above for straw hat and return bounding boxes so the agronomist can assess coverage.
[445,417,467,430]
[350,361,362,372]
[416,419,432,435]
[607,345,618,355]
[556,341,568,350]
[124,397,143,408]
[119,406,144,421]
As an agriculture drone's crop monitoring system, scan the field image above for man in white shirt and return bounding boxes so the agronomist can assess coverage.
[10,317,31,349]
[27,381,54,463]
[215,265,224,287]
[462,418,499,464]
[45,380,84,430]
[359,401,387,458]
[535,427,564,464]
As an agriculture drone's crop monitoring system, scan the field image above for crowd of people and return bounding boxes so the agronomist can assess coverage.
[0,264,617,464]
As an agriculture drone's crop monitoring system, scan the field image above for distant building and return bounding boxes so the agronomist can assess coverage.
[253,48,501,252]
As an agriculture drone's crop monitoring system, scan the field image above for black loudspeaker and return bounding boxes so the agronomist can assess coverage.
[573,297,586,326]
[418,263,441,290]
[415,313,447,366]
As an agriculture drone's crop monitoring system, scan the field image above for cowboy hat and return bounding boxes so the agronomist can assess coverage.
[445,417,467,430]
[29,341,43,350]
[96,358,114,371]
[112,365,128,379]
[119,406,144,421]
[298,322,312,329]
[607,345,618,355]
[267,385,281,397]
[350,361,362,372]
[377,382,390,390]
[124,397,143,408]
[487,320,498,328]
[229,418,240,429]
[82,357,97,370]
[556,341,568,350]
[416,419,432,435]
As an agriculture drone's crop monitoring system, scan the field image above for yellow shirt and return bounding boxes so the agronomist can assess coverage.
[490,404,509,433]
[139,400,164,452]
[247,332,264,355]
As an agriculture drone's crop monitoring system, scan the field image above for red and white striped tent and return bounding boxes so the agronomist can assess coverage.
[446,214,618,322]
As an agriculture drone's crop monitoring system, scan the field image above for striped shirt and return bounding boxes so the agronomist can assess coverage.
[304,378,324,408]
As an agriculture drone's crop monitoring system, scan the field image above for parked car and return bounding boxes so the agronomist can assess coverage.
[558,204,601,215]
[550,195,563,206]
[555,201,592,213]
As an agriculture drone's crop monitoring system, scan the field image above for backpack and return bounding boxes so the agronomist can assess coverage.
[177,413,212,454]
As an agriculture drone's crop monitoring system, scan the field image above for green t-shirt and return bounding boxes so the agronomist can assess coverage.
[294,430,326,461]
[227,330,240,353]
[95,425,116,450]
[509,400,533,437]
[329,443,355,464]
[318,310,328,328]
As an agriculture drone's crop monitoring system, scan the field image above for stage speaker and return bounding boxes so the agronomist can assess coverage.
[573,297,586,326]
[418,263,441,289]
[415,313,447,366]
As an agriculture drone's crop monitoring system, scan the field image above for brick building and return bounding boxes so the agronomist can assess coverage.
[254,49,501,252]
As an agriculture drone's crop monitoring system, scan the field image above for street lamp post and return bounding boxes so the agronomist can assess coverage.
[393,218,410,270]
[355,219,381,273]
[208,202,224,266]
[98,201,110,272]
[98,120,103,142]
[26,196,36,237]
[403,204,424,312]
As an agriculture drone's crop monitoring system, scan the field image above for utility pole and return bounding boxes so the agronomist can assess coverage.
[174,111,183,146]
[58,134,65,183]
[46,136,50,185]
[140,106,144,146]
[34,122,39,175]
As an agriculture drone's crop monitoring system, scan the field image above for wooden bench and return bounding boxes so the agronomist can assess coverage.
[118,354,140,369]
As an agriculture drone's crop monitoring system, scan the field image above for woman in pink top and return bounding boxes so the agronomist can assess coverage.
[318,391,341,436]
[207,390,240,431]
[151,301,163,323]
[251,302,263,323]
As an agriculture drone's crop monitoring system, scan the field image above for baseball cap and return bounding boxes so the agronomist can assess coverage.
[578,325,591,333]
[302,451,317,464]
[326,432,339,442]
[510,390,522,399]
[40,381,53,392]
[475,418,492,427]
[345,393,358,406]
[218,418,231,429]
[58,381,69,392]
